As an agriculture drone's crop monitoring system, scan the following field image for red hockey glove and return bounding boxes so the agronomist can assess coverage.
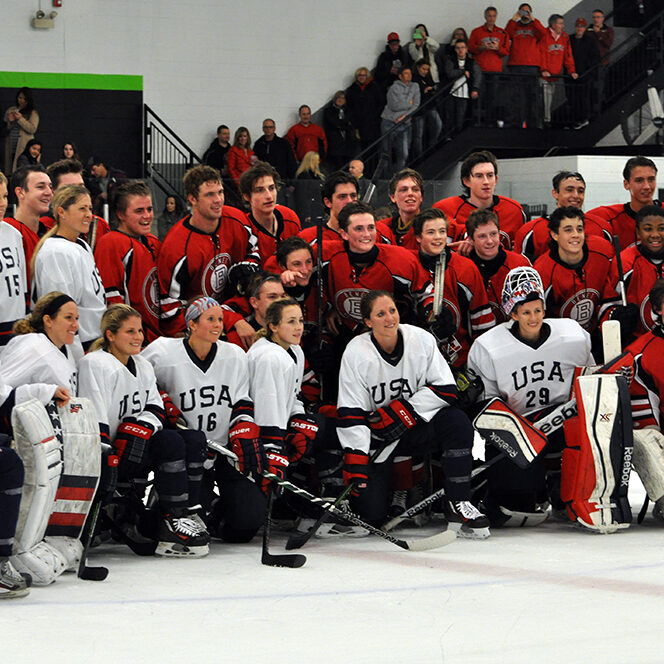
[343,449,369,497]
[261,448,289,494]
[114,418,154,477]
[229,421,266,476]
[159,390,182,428]
[368,399,419,443]
[285,414,318,463]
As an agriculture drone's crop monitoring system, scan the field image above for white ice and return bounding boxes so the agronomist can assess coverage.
[7,477,664,664]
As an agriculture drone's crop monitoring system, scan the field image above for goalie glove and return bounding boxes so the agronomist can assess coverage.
[368,398,419,443]
[159,390,182,428]
[114,417,154,477]
[229,421,266,476]
[285,414,318,463]
[343,449,369,496]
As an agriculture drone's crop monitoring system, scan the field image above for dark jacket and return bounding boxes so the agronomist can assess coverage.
[445,54,482,94]
[570,33,601,76]
[323,102,356,161]
[345,77,384,143]
[203,139,230,174]
[375,45,408,90]
[253,134,297,179]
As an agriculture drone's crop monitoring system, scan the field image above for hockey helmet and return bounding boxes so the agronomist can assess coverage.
[501,266,544,316]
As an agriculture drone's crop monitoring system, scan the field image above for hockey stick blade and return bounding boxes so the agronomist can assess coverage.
[79,564,109,581]
[264,472,456,551]
[262,487,306,568]
[77,500,109,581]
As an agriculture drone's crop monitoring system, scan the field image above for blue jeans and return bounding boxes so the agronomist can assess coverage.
[412,109,443,158]
[381,118,411,171]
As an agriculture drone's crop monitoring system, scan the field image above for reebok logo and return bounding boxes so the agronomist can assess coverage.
[621,446,633,487]
[488,431,517,458]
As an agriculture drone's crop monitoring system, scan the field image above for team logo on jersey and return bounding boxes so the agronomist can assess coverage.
[640,296,653,331]
[560,289,599,330]
[142,267,160,318]
[488,300,508,324]
[202,253,231,297]
[336,288,370,322]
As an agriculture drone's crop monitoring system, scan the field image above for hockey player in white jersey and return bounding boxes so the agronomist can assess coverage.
[31,185,105,349]
[337,290,490,538]
[77,304,210,557]
[467,266,594,525]
[142,297,266,542]
[1,292,82,394]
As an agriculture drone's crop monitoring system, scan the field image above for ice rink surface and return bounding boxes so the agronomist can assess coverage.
[7,479,664,664]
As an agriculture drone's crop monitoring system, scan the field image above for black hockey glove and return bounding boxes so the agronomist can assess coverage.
[229,421,266,475]
[609,303,639,340]
[368,398,420,443]
[228,262,259,295]
[343,449,369,496]
[114,417,154,478]
[304,341,336,376]
[429,308,456,343]
[98,448,119,504]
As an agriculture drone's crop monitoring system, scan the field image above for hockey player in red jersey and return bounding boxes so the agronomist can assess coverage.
[588,156,660,251]
[514,170,612,263]
[157,165,260,336]
[95,181,161,342]
[433,150,525,250]
[323,202,434,339]
[237,161,300,265]
[412,208,495,367]
[466,208,530,324]
[533,206,618,343]
[376,168,425,249]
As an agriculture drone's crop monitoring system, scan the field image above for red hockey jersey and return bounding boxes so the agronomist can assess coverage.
[587,202,662,252]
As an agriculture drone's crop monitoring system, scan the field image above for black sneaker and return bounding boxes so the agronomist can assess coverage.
[444,500,491,540]
[156,513,210,557]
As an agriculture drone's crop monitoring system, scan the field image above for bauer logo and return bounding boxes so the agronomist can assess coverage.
[142,267,160,318]
[336,288,369,322]
[202,253,231,297]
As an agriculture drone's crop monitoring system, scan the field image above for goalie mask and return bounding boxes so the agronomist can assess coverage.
[501,266,545,316]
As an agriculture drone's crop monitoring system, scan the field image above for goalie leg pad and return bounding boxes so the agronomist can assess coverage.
[632,428,664,503]
[560,375,633,533]
[10,540,68,586]
[473,398,547,469]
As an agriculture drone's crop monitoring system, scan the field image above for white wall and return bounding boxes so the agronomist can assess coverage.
[4,0,579,155]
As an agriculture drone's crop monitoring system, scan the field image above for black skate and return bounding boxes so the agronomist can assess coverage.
[444,500,491,540]
[0,558,30,599]
[156,512,210,557]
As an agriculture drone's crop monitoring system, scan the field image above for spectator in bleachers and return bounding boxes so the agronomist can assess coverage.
[443,28,470,62]
[157,194,186,241]
[203,124,231,177]
[375,32,408,91]
[444,40,481,133]
[4,87,39,175]
[412,59,442,158]
[88,156,128,217]
[345,67,384,172]
[323,91,356,171]
[16,139,42,169]
[381,66,420,172]
[506,4,547,128]
[586,9,614,115]
[227,126,255,182]
[469,6,511,125]
[253,119,297,181]
[569,18,600,130]
[539,14,577,128]
[62,142,79,161]
[348,159,369,198]
[295,151,324,181]
[286,105,328,163]
[407,25,440,83]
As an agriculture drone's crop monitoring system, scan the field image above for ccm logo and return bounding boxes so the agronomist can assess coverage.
[396,408,415,427]
[123,423,150,438]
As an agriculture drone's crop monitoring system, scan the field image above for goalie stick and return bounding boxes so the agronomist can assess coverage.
[263,471,457,551]
[77,500,109,581]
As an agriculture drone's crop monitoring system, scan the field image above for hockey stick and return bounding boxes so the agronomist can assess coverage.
[361,153,388,205]
[77,499,109,581]
[285,440,390,551]
[262,486,306,568]
[613,235,628,307]
[263,471,457,551]
[433,249,446,317]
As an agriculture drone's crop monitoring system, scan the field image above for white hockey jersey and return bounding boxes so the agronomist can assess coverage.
[142,337,254,444]
[0,221,28,349]
[337,324,457,457]
[247,337,305,442]
[77,349,163,443]
[32,237,105,345]
[467,318,593,417]
[0,332,82,394]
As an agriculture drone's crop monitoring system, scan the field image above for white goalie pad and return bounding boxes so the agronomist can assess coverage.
[561,374,633,534]
[632,428,664,503]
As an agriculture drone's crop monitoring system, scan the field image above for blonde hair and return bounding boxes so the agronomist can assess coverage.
[254,297,300,342]
[13,291,72,335]
[30,184,90,279]
[295,151,323,179]
[89,304,142,352]
[0,170,7,187]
